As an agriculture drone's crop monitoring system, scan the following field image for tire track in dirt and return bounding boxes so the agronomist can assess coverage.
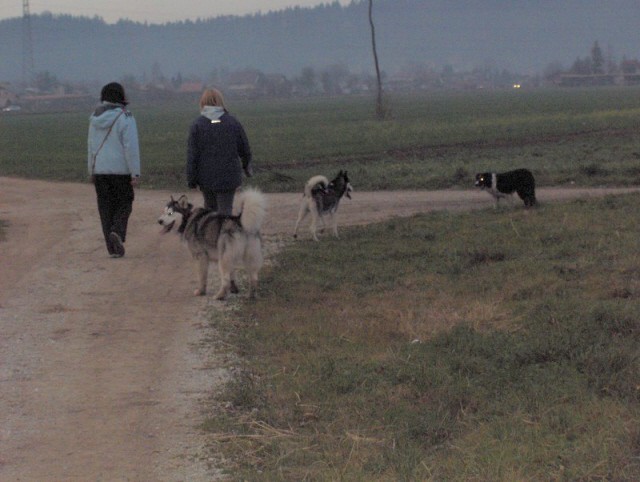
[0,177,637,480]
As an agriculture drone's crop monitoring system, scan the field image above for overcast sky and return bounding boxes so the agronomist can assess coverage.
[0,0,351,23]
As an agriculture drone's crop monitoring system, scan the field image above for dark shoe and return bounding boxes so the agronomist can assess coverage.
[109,232,125,258]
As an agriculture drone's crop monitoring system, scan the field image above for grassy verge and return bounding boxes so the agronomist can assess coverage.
[207,193,640,480]
[2,87,640,191]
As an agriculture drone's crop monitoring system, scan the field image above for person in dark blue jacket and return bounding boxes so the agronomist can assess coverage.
[186,88,252,214]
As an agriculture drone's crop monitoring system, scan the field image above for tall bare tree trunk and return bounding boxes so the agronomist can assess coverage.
[369,0,387,119]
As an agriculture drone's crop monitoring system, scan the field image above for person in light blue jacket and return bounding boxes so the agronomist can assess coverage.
[88,82,141,258]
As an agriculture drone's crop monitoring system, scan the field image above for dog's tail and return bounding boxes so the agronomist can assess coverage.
[304,175,329,197]
[236,188,267,234]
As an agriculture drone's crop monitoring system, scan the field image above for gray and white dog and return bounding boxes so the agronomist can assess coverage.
[293,170,352,241]
[158,188,267,299]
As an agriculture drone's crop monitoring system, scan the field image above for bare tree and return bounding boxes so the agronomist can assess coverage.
[368,0,388,119]
[591,40,605,74]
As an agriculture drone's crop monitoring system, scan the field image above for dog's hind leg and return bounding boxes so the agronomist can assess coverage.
[293,202,309,239]
[518,189,536,208]
[214,260,233,300]
[247,270,259,299]
[194,255,209,296]
[309,209,321,241]
[230,273,240,294]
[318,214,327,234]
[244,237,264,299]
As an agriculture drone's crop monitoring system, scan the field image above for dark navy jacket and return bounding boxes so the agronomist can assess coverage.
[186,111,252,192]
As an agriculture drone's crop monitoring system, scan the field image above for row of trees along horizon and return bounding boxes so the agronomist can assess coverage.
[20,40,640,100]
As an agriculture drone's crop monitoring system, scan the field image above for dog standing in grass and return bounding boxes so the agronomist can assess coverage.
[293,170,352,241]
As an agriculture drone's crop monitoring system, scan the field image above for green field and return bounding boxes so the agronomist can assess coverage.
[2,87,640,191]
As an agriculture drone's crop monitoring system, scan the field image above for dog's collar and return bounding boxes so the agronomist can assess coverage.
[178,216,189,234]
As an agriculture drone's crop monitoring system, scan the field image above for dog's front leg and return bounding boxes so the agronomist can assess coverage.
[247,273,258,299]
[329,212,339,238]
[194,255,208,296]
[310,211,320,241]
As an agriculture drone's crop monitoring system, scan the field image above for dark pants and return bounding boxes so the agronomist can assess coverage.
[202,189,235,215]
[94,175,134,254]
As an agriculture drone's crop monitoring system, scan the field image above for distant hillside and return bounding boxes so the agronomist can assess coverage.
[0,0,639,83]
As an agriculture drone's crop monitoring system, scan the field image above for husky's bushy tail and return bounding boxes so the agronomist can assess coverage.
[236,188,267,234]
[304,175,329,198]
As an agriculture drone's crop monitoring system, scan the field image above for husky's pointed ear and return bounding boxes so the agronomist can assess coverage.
[177,195,190,209]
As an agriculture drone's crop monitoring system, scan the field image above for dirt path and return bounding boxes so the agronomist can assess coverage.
[1,177,638,481]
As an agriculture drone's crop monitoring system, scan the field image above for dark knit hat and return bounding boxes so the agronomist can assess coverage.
[100,82,128,105]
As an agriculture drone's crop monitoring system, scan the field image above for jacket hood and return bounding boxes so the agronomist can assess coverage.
[91,102,126,129]
[201,105,226,121]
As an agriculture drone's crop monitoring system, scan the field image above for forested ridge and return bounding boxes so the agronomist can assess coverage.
[0,0,638,82]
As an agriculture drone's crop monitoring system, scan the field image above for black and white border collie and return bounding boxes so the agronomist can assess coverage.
[475,168,537,208]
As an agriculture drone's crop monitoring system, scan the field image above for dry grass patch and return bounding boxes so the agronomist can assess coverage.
[430,398,640,481]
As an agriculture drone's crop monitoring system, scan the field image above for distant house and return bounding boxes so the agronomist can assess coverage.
[0,83,18,108]
[620,60,640,85]
[21,92,92,111]
[622,74,640,86]
[621,59,640,74]
[262,74,292,97]
[387,68,442,92]
[224,70,292,98]
[225,70,264,97]
[177,81,204,94]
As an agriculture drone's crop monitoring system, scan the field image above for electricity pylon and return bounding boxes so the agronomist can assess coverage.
[22,0,35,87]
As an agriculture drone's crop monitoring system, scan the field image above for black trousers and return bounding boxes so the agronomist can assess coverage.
[201,189,235,215]
[94,175,134,254]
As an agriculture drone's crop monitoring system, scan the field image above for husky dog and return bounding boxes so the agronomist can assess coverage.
[475,168,537,208]
[158,188,267,299]
[293,170,353,241]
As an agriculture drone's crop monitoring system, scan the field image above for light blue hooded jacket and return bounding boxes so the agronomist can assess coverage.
[88,102,141,177]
